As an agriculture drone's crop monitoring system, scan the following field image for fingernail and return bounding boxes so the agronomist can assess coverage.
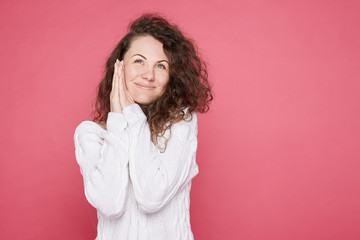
[116,59,119,63]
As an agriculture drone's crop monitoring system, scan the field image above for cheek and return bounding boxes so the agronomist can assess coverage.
[161,79,170,92]
[124,72,131,85]
[123,67,137,88]
[157,73,170,87]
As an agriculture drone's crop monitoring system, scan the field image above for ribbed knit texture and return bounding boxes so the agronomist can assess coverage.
[74,103,199,240]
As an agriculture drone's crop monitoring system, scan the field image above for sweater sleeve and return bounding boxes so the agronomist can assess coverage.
[73,112,130,219]
[122,104,199,214]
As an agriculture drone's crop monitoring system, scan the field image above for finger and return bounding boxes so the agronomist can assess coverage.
[119,60,126,106]
[122,73,135,105]
[128,91,134,102]
[110,60,119,112]
[114,60,120,100]
[110,61,117,98]
[118,60,124,91]
[119,60,135,104]
[121,61,130,96]
[117,61,124,112]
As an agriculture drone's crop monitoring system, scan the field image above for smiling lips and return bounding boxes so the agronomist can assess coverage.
[135,83,155,90]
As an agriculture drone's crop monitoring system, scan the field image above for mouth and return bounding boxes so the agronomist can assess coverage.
[135,83,155,90]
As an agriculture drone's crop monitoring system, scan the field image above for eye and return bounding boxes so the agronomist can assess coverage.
[134,59,144,64]
[156,63,166,70]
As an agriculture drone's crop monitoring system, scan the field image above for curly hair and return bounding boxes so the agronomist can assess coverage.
[91,13,213,150]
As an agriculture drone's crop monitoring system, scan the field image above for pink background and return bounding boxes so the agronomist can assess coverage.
[1,0,359,239]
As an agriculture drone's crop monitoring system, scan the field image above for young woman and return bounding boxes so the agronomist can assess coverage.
[74,13,212,239]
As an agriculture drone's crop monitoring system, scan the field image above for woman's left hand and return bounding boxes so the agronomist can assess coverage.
[116,59,135,110]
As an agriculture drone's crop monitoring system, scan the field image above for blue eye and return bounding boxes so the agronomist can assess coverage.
[156,64,166,69]
[134,59,144,64]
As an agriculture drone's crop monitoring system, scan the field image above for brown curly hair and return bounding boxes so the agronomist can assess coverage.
[91,13,213,150]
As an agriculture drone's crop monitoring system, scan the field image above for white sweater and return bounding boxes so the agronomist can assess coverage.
[74,103,199,240]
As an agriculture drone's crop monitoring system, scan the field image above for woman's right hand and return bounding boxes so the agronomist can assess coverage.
[110,59,123,113]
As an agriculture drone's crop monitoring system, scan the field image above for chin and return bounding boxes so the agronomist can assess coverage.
[134,98,155,106]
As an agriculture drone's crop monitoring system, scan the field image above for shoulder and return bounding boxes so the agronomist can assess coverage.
[95,121,107,130]
[176,110,197,131]
[162,110,198,152]
[73,121,108,164]
[74,120,107,143]
[167,110,198,140]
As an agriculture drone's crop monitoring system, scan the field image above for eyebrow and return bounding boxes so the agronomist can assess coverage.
[132,54,169,64]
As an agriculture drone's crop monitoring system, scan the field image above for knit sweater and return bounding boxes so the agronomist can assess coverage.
[74,103,199,240]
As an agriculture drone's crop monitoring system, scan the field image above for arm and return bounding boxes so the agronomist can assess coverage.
[74,112,130,218]
[122,104,199,214]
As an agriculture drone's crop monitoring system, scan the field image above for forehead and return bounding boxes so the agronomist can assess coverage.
[125,35,168,61]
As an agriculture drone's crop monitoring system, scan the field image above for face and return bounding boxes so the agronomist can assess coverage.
[123,35,170,105]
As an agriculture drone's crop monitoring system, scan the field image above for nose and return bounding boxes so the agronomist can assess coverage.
[141,67,154,81]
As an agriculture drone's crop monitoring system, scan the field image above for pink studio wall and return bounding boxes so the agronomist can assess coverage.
[0,0,359,239]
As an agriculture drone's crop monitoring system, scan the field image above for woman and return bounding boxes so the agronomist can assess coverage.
[74,13,212,239]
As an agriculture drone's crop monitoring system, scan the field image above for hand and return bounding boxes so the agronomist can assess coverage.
[110,59,122,113]
[118,60,135,110]
[110,59,134,113]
